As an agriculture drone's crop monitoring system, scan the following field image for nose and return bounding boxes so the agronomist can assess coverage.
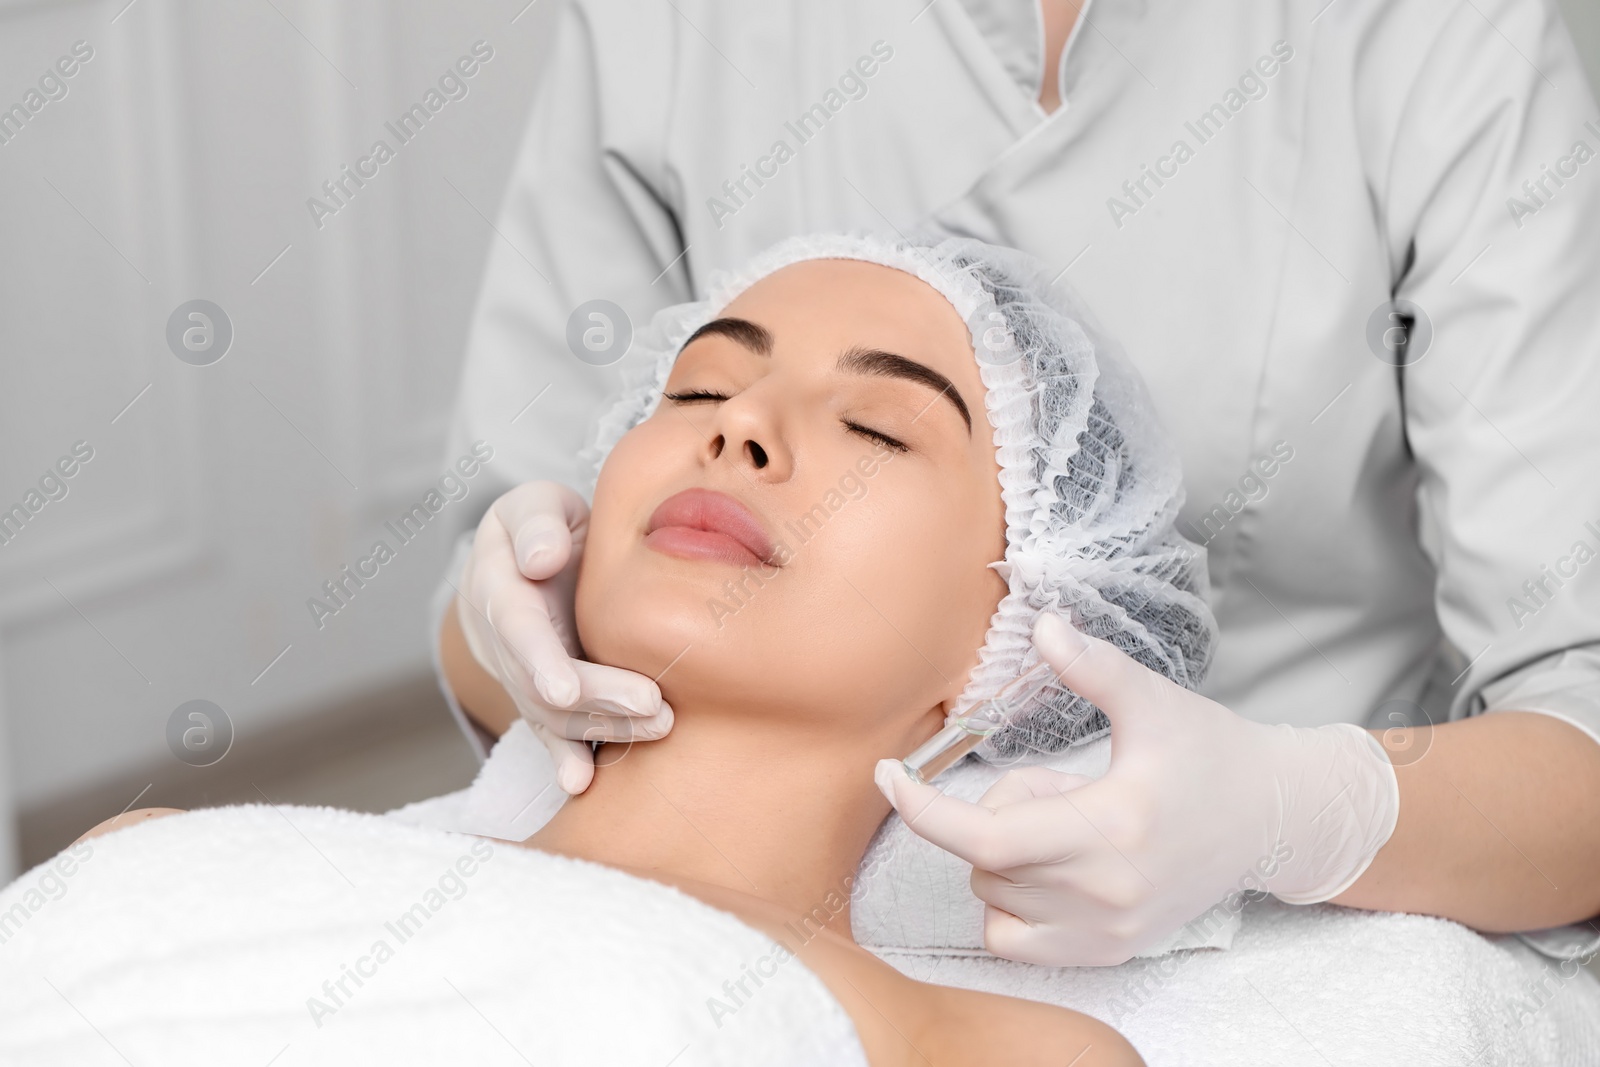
[700,387,793,481]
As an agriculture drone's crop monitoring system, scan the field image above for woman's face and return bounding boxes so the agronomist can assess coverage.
[576,258,1007,747]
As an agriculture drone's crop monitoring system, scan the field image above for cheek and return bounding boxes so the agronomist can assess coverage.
[780,471,1007,695]
[899,516,1006,636]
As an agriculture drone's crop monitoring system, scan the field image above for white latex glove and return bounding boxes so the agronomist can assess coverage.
[456,481,673,794]
[874,611,1399,966]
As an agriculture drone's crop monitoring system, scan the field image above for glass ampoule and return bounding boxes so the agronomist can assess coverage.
[900,660,1060,784]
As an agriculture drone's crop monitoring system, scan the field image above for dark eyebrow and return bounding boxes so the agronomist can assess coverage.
[838,346,972,433]
[679,316,773,356]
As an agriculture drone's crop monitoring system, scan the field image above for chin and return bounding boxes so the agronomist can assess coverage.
[577,550,844,719]
[575,557,733,678]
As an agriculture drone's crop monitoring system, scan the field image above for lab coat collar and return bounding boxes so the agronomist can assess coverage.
[949,0,1149,122]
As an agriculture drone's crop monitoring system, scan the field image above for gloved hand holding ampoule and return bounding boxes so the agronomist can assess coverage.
[874,611,1401,967]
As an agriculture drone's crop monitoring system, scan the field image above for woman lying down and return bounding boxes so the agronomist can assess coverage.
[6,232,1219,1065]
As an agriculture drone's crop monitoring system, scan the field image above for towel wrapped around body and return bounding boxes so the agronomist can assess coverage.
[0,806,868,1067]
[6,744,1599,1066]
[393,721,1600,1066]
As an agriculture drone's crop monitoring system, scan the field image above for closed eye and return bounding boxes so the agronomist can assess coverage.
[844,420,908,453]
[662,389,730,404]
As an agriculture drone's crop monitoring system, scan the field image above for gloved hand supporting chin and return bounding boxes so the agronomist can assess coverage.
[456,481,674,794]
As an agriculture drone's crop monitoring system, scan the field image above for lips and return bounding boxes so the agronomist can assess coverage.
[644,488,778,568]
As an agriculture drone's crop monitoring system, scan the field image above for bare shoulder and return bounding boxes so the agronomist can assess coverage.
[921,982,1145,1067]
[73,806,186,846]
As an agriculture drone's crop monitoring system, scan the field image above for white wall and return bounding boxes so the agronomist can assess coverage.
[1,0,1597,879]
[0,0,557,874]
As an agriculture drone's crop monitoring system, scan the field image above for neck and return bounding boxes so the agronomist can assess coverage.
[529,704,932,938]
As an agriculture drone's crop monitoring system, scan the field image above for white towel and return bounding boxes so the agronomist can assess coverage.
[390,720,1241,958]
[392,722,1600,1065]
[877,898,1600,1066]
[7,800,1598,1065]
[0,806,867,1067]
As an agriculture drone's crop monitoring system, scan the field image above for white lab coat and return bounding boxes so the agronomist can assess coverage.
[435,0,1600,954]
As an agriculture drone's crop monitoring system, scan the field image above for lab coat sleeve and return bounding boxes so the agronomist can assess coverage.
[433,0,692,758]
[1364,0,1600,954]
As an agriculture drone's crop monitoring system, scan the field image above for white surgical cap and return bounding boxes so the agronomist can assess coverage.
[584,230,1217,762]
